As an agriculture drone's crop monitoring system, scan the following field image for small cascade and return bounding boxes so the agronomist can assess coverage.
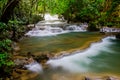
[24,61,43,73]
[25,24,88,37]
[65,25,87,32]
[44,13,61,21]
[25,26,68,36]
[25,14,88,37]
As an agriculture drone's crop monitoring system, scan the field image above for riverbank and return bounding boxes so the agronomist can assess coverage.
[12,68,120,80]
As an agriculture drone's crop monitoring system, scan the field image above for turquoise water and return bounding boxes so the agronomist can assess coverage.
[89,38,120,73]
[20,32,120,80]
[47,36,120,74]
[19,32,102,54]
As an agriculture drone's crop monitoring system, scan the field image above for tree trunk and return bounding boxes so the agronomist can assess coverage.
[0,0,21,23]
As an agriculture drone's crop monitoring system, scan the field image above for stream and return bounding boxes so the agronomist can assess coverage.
[19,34,120,80]
[47,36,120,74]
[19,14,120,80]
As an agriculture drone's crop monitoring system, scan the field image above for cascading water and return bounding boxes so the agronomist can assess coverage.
[25,26,68,37]
[25,14,88,37]
[65,24,87,32]
[44,13,61,21]
[24,61,43,73]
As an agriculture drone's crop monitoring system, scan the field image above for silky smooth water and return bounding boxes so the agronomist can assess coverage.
[47,36,120,74]
[19,32,102,54]
[34,36,120,80]
[20,32,120,80]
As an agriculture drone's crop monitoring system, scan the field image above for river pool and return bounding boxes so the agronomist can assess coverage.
[19,32,120,80]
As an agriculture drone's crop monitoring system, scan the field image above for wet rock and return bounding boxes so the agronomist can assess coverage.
[115,33,120,39]
[34,54,49,63]
[12,68,39,80]
[105,76,118,80]
[84,76,91,80]
[27,24,35,28]
[13,56,29,70]
[12,42,20,53]
[14,58,28,66]
[103,76,116,80]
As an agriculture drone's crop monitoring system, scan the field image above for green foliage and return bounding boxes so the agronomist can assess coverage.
[0,22,11,39]
[0,52,13,67]
[0,0,119,29]
[41,0,119,27]
[0,39,12,51]
[0,22,14,79]
[29,14,43,24]
[7,20,26,41]
[48,0,69,14]
[0,0,8,16]
[87,22,99,31]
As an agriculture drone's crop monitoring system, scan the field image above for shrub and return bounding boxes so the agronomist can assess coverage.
[29,15,43,24]
[0,22,14,79]
[87,22,99,31]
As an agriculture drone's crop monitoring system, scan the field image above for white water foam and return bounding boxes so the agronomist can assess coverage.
[25,13,88,37]
[65,25,87,32]
[44,13,60,21]
[25,26,69,37]
[46,36,116,73]
[24,62,43,73]
[25,25,87,37]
